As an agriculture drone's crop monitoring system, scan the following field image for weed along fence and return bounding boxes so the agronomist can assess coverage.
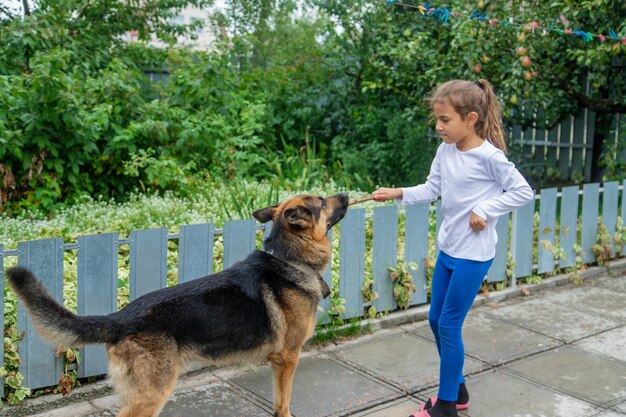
[1,180,625,396]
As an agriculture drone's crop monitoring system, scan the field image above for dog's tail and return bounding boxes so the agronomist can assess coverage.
[7,267,118,349]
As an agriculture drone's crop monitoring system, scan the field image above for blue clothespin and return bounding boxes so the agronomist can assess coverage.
[433,7,450,23]
[609,29,619,41]
[573,30,592,42]
[470,10,488,21]
[386,0,398,6]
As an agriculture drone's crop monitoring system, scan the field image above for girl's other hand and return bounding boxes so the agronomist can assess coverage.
[372,187,402,202]
[469,212,487,232]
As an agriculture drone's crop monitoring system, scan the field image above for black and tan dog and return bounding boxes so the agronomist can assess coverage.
[7,193,349,417]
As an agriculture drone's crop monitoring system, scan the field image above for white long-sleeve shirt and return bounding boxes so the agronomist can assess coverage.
[398,140,534,261]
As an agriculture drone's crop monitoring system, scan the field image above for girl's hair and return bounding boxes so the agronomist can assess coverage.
[426,79,507,152]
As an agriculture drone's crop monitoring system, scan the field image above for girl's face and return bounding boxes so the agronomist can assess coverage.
[433,102,479,149]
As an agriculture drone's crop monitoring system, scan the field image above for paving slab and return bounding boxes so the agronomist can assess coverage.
[333,332,486,391]
[506,346,626,407]
[538,285,626,321]
[413,311,560,365]
[24,402,97,417]
[230,355,399,417]
[574,327,626,363]
[160,383,273,417]
[597,274,626,293]
[592,411,626,417]
[82,383,272,417]
[349,398,422,417]
[422,370,597,417]
[614,399,626,414]
[484,297,622,342]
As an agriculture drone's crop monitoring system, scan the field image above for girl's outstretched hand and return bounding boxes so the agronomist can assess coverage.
[469,212,487,232]
[372,187,402,202]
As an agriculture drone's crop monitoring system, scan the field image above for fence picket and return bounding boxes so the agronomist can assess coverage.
[571,109,586,177]
[339,209,366,318]
[622,179,626,256]
[487,213,509,283]
[405,204,430,306]
[560,186,580,268]
[602,181,619,256]
[372,206,398,313]
[77,233,118,378]
[558,117,572,180]
[0,246,3,398]
[223,219,256,269]
[537,188,558,274]
[130,228,168,300]
[178,223,214,283]
[581,183,600,264]
[17,238,64,389]
[546,126,558,169]
[319,229,333,322]
[512,200,535,279]
[584,111,596,181]
[435,200,443,257]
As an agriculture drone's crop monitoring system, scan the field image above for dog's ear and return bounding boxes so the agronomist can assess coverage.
[284,206,313,229]
[253,205,277,223]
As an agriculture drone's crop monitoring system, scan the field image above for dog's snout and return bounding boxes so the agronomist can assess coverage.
[327,193,349,226]
[330,193,349,209]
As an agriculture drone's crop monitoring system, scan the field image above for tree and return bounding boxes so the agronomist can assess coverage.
[312,0,625,183]
[0,0,212,212]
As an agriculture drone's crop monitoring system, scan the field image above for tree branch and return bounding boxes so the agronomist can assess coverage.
[557,78,626,114]
[21,0,30,16]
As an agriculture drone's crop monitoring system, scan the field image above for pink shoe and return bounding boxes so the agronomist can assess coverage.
[418,396,469,411]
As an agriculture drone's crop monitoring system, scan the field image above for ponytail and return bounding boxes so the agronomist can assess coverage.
[475,79,506,153]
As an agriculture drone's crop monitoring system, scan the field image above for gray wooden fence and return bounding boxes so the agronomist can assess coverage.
[509,112,625,184]
[1,180,625,393]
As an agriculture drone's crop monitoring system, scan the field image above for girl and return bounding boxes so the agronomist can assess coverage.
[372,79,534,417]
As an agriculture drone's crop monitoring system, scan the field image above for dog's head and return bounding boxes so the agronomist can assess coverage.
[253,193,349,271]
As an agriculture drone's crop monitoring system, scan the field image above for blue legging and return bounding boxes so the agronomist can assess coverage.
[428,251,493,402]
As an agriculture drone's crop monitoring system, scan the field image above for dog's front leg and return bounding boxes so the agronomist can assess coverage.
[268,349,301,417]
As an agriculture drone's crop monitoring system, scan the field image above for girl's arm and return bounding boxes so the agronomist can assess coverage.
[472,151,534,220]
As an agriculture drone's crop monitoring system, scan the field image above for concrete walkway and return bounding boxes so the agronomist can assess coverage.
[3,260,626,417]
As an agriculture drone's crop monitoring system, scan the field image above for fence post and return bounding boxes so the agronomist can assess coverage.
[581,183,600,264]
[622,179,626,256]
[0,245,3,398]
[17,238,64,389]
[339,209,366,319]
[405,204,430,306]
[179,223,214,283]
[223,219,256,269]
[537,188,558,274]
[560,186,580,268]
[601,181,620,256]
[77,233,118,379]
[487,213,510,283]
[511,200,535,282]
[130,228,168,300]
[372,205,398,313]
